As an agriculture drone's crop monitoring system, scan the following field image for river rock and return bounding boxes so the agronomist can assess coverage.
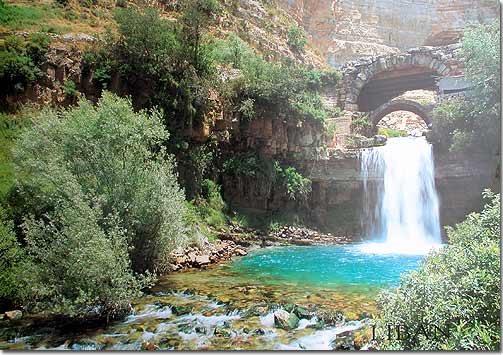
[252,328,266,335]
[4,310,22,320]
[171,305,192,316]
[294,306,311,319]
[141,341,159,350]
[373,134,387,146]
[274,309,299,330]
[70,338,105,350]
[214,326,231,337]
[234,248,247,256]
[271,226,351,246]
[330,330,355,350]
[195,254,210,266]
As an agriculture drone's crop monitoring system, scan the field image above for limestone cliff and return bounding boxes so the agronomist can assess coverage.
[277,0,500,66]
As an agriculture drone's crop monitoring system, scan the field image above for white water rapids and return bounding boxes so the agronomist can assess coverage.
[360,137,442,255]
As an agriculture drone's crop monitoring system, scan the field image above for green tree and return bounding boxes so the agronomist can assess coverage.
[21,194,147,319]
[14,93,188,276]
[0,34,50,102]
[212,33,254,68]
[180,0,221,75]
[0,205,24,309]
[431,21,500,154]
[376,190,500,350]
[109,4,218,133]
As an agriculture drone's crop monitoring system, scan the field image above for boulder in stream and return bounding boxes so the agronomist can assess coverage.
[274,309,299,330]
[214,326,231,337]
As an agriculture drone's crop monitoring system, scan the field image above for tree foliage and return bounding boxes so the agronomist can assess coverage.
[12,93,188,317]
[104,2,219,133]
[213,33,340,124]
[377,190,500,350]
[431,21,500,154]
[0,205,24,308]
[0,34,50,102]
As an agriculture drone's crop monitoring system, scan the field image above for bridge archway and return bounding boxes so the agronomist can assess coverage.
[371,99,433,128]
[339,45,462,112]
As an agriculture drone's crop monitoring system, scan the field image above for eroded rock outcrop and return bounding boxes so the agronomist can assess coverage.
[277,0,499,66]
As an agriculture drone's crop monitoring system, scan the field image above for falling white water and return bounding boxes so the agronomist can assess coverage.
[359,137,442,255]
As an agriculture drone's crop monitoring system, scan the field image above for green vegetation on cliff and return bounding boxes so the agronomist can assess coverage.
[0,33,51,102]
[432,21,500,154]
[214,33,339,123]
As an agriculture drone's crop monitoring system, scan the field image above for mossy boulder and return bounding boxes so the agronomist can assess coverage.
[273,309,299,330]
[294,306,311,319]
[171,305,192,316]
[214,326,231,337]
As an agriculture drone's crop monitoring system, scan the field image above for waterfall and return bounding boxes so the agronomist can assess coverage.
[360,137,442,254]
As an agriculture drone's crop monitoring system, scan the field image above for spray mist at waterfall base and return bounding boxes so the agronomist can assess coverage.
[359,137,444,256]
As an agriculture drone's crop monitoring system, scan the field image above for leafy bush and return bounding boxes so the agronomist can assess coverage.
[276,164,312,201]
[22,196,149,319]
[223,153,277,180]
[238,98,255,121]
[212,33,254,68]
[0,112,30,199]
[14,92,188,279]
[177,141,218,198]
[287,25,307,51]
[200,179,226,211]
[290,92,327,122]
[0,34,50,99]
[431,22,500,154]
[351,114,372,136]
[324,119,338,139]
[184,180,228,240]
[376,190,500,350]
[107,4,219,132]
[82,47,113,89]
[0,205,24,309]
[63,79,78,98]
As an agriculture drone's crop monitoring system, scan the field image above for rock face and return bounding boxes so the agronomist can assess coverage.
[277,0,499,66]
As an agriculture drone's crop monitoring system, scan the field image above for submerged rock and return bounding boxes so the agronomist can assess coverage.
[141,340,159,350]
[70,338,105,350]
[171,305,192,316]
[177,324,194,334]
[294,306,312,319]
[214,326,231,337]
[252,328,266,335]
[273,310,299,330]
[330,330,355,350]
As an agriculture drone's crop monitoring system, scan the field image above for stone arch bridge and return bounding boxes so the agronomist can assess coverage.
[337,44,467,130]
